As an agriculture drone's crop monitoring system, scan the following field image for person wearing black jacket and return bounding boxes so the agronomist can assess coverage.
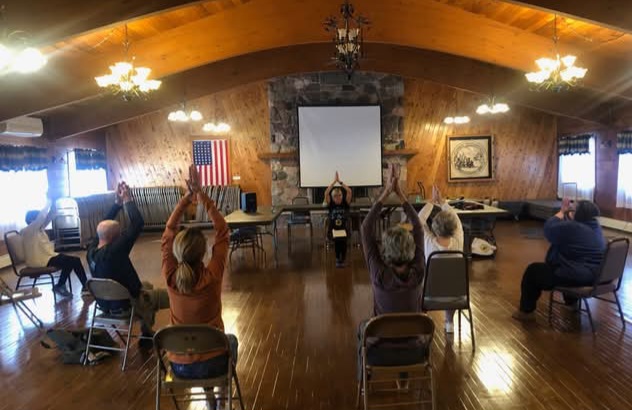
[512,199,605,321]
[87,181,168,340]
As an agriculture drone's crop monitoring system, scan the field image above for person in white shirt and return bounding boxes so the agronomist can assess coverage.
[417,185,464,333]
[21,199,88,298]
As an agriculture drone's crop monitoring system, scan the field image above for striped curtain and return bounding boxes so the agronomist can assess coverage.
[74,148,106,170]
[558,134,592,156]
[617,131,632,154]
[0,144,48,171]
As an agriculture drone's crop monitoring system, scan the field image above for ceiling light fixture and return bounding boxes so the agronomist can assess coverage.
[202,122,231,133]
[525,15,587,92]
[0,6,47,73]
[443,116,470,125]
[324,0,370,80]
[168,103,203,123]
[95,25,161,101]
[476,97,510,115]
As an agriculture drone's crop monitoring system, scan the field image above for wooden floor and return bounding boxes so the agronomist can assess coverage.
[1,219,632,410]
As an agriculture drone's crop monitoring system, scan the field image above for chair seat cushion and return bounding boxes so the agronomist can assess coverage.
[556,282,616,297]
[19,266,58,277]
[422,296,468,310]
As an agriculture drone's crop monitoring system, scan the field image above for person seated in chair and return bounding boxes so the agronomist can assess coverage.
[357,164,426,378]
[512,199,605,321]
[417,184,463,333]
[87,181,169,345]
[22,197,88,298]
[162,165,235,379]
[324,171,352,268]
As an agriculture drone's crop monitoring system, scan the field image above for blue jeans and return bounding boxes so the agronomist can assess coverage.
[171,334,238,379]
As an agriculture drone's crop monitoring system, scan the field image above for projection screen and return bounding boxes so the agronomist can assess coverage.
[298,106,382,187]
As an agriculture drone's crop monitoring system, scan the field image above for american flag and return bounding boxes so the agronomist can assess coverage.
[193,140,230,186]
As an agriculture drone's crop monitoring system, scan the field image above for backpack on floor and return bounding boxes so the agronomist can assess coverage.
[40,328,117,365]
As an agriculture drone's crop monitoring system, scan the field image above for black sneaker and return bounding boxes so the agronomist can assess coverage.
[53,285,72,298]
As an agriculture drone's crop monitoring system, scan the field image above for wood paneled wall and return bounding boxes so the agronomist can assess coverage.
[104,82,272,205]
[404,79,558,200]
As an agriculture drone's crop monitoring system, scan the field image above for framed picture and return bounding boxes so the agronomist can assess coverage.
[447,134,494,182]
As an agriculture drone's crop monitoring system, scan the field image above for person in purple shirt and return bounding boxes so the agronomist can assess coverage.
[512,198,605,321]
[357,164,426,380]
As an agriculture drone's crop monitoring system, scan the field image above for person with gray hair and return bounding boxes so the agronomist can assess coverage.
[356,163,425,383]
[418,185,463,333]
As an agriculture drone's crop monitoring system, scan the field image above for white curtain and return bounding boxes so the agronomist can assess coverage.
[616,153,632,209]
[557,137,595,201]
[67,151,108,197]
[0,170,48,237]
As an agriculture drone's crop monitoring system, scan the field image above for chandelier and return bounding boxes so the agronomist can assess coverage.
[525,16,587,92]
[0,6,47,73]
[202,122,231,133]
[476,97,510,115]
[95,25,161,101]
[168,103,203,122]
[324,0,370,80]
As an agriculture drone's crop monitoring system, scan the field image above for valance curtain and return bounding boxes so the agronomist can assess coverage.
[617,131,632,154]
[0,144,48,171]
[558,134,592,156]
[74,148,106,170]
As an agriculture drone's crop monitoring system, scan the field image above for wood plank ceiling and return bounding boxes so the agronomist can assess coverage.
[0,0,631,138]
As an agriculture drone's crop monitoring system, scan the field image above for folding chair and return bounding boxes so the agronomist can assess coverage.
[287,196,313,245]
[4,230,64,304]
[0,276,43,328]
[422,251,475,351]
[153,325,246,410]
[229,227,266,268]
[548,237,629,332]
[83,278,150,371]
[356,313,436,410]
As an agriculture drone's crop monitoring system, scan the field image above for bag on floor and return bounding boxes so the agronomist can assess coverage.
[40,328,117,365]
[471,237,497,256]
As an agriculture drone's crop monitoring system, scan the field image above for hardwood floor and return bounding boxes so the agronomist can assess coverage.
[1,219,631,410]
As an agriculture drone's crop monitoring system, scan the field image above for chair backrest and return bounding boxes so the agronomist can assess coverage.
[86,278,132,301]
[292,196,309,205]
[422,251,469,308]
[354,197,372,205]
[362,313,434,341]
[4,230,25,268]
[595,237,629,288]
[55,215,80,229]
[290,196,310,219]
[154,324,230,357]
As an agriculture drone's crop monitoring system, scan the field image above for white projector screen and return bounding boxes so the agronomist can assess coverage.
[298,106,382,187]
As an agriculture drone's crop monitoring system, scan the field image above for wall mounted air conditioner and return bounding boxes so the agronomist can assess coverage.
[0,116,44,137]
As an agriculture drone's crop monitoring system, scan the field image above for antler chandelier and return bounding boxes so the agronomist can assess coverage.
[324,0,370,80]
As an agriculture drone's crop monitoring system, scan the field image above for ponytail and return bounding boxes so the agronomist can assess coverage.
[172,228,207,294]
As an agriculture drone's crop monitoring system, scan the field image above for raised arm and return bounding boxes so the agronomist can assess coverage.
[108,183,144,255]
[31,199,54,230]
[394,172,424,268]
[203,193,229,278]
[162,194,191,277]
[323,172,338,205]
[440,201,464,250]
[338,173,353,203]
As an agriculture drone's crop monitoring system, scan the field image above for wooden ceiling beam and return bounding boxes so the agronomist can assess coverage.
[46,43,613,140]
[2,0,631,123]
[0,0,202,46]
[502,0,632,33]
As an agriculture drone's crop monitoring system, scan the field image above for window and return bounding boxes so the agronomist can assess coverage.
[67,150,108,197]
[616,153,632,209]
[0,170,48,236]
[557,136,595,201]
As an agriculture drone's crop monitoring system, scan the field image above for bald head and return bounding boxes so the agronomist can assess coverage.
[97,220,121,245]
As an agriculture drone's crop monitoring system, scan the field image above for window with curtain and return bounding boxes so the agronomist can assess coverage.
[557,134,595,201]
[67,149,108,197]
[0,144,50,237]
[616,132,632,209]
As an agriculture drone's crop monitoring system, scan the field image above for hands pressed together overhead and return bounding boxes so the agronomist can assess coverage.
[379,163,406,203]
[114,181,132,205]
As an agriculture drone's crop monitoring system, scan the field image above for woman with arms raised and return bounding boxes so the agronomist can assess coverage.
[161,165,235,379]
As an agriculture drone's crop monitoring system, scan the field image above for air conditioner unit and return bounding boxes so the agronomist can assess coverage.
[0,116,44,137]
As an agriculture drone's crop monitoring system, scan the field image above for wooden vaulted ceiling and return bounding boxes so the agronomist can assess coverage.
[1,0,632,138]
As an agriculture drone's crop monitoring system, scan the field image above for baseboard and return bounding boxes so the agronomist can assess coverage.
[597,217,632,234]
[0,254,11,269]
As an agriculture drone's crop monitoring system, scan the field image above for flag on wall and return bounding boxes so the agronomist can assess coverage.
[192,139,230,186]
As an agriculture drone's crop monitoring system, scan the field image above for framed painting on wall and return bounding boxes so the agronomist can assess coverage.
[447,135,494,182]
